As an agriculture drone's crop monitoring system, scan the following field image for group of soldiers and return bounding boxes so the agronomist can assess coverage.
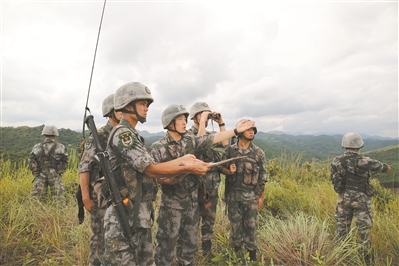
[27,81,392,266]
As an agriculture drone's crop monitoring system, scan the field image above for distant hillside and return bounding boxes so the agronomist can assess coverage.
[0,125,84,163]
[254,132,398,163]
[1,125,397,167]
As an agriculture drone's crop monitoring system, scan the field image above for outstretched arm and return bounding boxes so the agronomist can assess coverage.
[144,154,210,179]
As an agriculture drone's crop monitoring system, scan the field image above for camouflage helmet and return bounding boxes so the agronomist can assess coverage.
[114,82,154,111]
[236,119,257,135]
[161,104,189,129]
[189,102,211,120]
[41,125,59,136]
[341,132,364,149]
[102,94,114,117]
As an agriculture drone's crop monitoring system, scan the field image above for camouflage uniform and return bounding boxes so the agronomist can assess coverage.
[78,121,113,266]
[103,119,157,266]
[330,150,390,247]
[150,131,214,266]
[28,138,69,202]
[187,125,223,254]
[223,142,267,252]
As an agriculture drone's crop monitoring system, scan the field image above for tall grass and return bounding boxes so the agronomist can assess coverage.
[1,152,398,265]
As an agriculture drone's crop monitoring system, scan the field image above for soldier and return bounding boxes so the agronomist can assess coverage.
[28,125,69,202]
[221,119,267,261]
[330,132,392,257]
[151,105,255,266]
[187,102,228,255]
[78,94,122,266]
[103,82,211,266]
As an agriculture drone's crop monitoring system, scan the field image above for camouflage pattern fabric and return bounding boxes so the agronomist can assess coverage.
[334,190,373,244]
[150,131,214,265]
[103,119,156,266]
[227,200,258,250]
[103,202,153,266]
[187,125,223,250]
[200,188,218,243]
[89,206,106,265]
[330,150,390,247]
[28,138,69,202]
[222,142,267,251]
[153,205,199,266]
[78,121,113,266]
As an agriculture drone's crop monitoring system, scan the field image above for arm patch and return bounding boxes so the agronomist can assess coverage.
[119,131,134,147]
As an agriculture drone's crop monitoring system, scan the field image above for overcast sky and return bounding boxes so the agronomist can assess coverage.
[1,1,398,138]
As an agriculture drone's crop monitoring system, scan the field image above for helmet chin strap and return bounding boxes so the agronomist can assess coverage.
[240,135,254,141]
[168,120,186,136]
[110,112,120,123]
[123,106,146,123]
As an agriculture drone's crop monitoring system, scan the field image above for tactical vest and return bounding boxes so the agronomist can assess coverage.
[159,133,201,198]
[338,154,369,193]
[226,145,260,190]
[40,141,59,170]
[107,124,157,203]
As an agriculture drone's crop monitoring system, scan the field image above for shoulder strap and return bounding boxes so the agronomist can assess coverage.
[108,124,143,231]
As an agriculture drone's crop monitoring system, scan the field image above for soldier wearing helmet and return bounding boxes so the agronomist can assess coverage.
[102,83,211,266]
[77,93,122,266]
[27,125,69,202]
[187,102,227,256]
[220,119,267,262]
[151,105,255,266]
[331,132,392,260]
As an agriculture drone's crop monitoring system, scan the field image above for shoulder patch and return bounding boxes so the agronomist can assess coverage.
[120,131,134,147]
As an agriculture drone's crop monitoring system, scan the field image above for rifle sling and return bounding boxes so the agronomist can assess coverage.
[109,124,144,232]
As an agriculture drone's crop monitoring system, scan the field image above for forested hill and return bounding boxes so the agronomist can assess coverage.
[253,132,398,162]
[1,125,397,166]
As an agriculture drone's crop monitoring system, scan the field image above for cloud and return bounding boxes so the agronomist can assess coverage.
[1,1,398,138]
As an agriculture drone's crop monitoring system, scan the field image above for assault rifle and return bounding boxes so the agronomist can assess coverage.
[84,115,135,247]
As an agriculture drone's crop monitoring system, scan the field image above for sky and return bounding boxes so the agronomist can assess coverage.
[1,0,398,138]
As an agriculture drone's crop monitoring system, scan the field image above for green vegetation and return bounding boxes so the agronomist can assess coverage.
[362,145,399,188]
[0,125,86,163]
[1,151,398,265]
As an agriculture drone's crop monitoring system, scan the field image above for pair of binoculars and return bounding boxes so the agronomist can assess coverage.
[208,113,221,120]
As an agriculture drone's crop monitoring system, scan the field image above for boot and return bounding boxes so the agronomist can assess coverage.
[248,249,256,261]
[202,240,212,255]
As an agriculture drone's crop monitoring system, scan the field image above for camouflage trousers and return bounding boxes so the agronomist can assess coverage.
[335,190,373,247]
[199,188,218,242]
[31,170,65,202]
[227,200,259,251]
[88,200,106,266]
[103,205,153,266]
[154,205,199,266]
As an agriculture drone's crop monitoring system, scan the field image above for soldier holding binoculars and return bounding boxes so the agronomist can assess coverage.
[188,102,228,256]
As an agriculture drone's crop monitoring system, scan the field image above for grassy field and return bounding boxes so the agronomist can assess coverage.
[1,152,398,266]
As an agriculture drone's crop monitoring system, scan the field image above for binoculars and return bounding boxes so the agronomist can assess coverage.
[208,113,221,120]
